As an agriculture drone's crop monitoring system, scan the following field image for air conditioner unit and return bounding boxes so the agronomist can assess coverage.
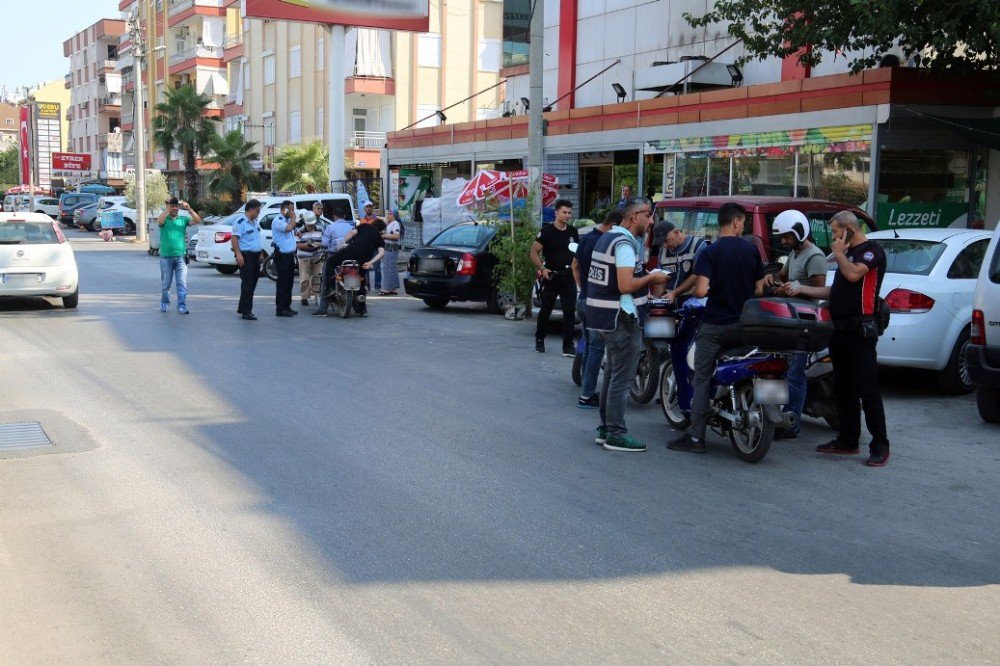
[99,75,106,84]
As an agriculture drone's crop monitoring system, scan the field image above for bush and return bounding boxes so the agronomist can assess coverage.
[490,203,540,317]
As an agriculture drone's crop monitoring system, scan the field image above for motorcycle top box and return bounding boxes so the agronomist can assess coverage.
[740,298,833,352]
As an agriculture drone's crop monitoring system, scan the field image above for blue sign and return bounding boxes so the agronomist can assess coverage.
[100,210,124,229]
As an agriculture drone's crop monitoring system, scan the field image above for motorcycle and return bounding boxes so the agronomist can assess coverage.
[328,260,366,318]
[803,349,839,429]
[656,297,832,462]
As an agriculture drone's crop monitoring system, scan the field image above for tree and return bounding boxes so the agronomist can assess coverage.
[273,140,328,193]
[151,84,220,201]
[0,146,19,187]
[685,0,1000,73]
[206,131,261,205]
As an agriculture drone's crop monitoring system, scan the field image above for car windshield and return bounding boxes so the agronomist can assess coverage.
[879,239,947,275]
[657,208,720,242]
[0,222,58,244]
[430,224,494,248]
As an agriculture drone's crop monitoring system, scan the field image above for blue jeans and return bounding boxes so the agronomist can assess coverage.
[369,259,382,291]
[598,313,642,436]
[160,255,187,308]
[784,352,808,434]
[577,299,605,398]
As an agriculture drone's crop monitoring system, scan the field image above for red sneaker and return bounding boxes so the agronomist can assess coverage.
[865,448,890,467]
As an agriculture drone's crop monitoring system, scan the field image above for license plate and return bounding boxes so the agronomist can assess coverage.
[753,379,789,405]
[3,273,41,286]
[198,251,208,258]
[420,258,445,273]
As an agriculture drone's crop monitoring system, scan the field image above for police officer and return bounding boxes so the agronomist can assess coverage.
[785,210,889,467]
[652,220,706,303]
[586,198,668,452]
[231,199,264,321]
[272,200,299,317]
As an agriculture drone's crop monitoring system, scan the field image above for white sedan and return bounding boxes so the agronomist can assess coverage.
[32,197,61,218]
[0,212,80,308]
[862,228,993,393]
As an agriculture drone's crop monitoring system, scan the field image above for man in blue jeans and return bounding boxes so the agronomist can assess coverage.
[156,197,201,314]
[571,210,621,408]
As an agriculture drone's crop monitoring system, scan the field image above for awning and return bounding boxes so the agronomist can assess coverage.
[898,106,1000,150]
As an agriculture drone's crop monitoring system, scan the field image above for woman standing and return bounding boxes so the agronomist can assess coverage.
[379,211,402,296]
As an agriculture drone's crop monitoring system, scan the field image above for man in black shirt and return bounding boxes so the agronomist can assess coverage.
[323,219,386,316]
[669,202,765,454]
[786,211,889,466]
[530,199,579,355]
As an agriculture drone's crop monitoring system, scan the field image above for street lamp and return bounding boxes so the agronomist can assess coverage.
[128,12,164,244]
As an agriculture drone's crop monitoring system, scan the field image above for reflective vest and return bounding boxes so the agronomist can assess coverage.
[659,235,705,291]
[585,231,649,332]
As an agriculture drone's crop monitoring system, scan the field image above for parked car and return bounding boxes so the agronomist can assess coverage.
[74,203,100,231]
[97,197,138,235]
[405,221,501,312]
[0,212,79,308]
[187,228,200,260]
[194,193,355,275]
[58,192,98,224]
[850,228,993,394]
[32,197,60,218]
[969,223,1000,423]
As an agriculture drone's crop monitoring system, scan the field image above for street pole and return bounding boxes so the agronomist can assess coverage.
[130,14,148,243]
[26,97,36,212]
[328,24,347,190]
[526,0,544,224]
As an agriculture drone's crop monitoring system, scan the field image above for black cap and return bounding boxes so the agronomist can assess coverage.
[166,196,180,205]
[652,220,676,245]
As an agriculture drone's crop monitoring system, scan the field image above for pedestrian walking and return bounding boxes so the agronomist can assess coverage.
[586,198,668,451]
[378,210,402,295]
[231,199,264,321]
[271,200,299,317]
[784,210,890,466]
[668,202,765,454]
[766,209,829,439]
[571,209,621,408]
[530,199,579,356]
[296,211,324,306]
[156,197,201,314]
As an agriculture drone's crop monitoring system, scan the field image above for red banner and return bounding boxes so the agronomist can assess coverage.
[19,106,30,186]
[244,0,429,31]
[52,153,92,171]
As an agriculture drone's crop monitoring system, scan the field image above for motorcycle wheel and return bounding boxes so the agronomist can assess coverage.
[629,342,658,405]
[263,255,277,281]
[335,289,354,319]
[572,353,583,387]
[658,359,691,429]
[728,384,774,463]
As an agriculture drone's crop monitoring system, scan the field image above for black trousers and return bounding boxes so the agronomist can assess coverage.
[324,251,369,300]
[830,324,889,449]
[238,251,261,315]
[535,270,577,346]
[274,250,295,312]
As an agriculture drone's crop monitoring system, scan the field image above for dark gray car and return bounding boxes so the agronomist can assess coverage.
[74,203,101,231]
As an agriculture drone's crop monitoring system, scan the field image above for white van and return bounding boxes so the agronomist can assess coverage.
[194,193,357,275]
[970,222,1000,423]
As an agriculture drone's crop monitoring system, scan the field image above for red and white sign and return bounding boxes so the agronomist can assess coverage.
[19,106,31,186]
[244,0,429,31]
[52,153,93,171]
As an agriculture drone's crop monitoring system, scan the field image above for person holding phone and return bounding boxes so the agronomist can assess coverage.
[783,210,889,467]
[156,197,201,314]
[271,200,300,317]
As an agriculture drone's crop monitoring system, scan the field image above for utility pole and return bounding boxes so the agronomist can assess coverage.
[526,0,544,223]
[327,24,347,191]
[129,11,149,243]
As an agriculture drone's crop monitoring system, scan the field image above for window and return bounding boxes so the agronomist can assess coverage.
[317,38,324,70]
[263,54,275,85]
[418,33,441,68]
[947,239,989,280]
[352,108,367,133]
[502,0,530,68]
[879,239,948,276]
[316,107,324,138]
[289,111,301,143]
[289,46,301,78]
[415,104,441,128]
[478,39,501,72]
[430,224,495,248]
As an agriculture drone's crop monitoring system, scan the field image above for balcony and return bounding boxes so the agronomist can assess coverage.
[168,0,223,17]
[64,73,72,89]
[169,44,224,70]
[345,76,395,96]
[223,33,243,61]
[347,131,387,150]
[99,59,118,73]
[98,95,122,110]
[168,0,225,26]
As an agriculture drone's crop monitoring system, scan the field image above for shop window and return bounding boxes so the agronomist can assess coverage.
[947,239,989,280]
[798,153,869,205]
[878,150,970,229]
[733,155,794,197]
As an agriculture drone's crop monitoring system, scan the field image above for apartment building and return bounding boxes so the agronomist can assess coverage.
[63,19,127,185]
[0,103,18,153]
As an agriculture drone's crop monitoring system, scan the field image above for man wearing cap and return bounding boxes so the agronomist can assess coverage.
[358,201,382,290]
[272,200,299,317]
[231,199,264,320]
[654,220,706,304]
[296,211,324,306]
[155,197,201,314]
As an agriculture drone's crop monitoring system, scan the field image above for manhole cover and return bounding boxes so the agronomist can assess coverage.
[0,422,54,452]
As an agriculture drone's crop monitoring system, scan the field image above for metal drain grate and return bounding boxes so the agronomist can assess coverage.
[0,422,54,452]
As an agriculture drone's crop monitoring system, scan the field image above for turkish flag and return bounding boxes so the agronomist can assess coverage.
[19,105,31,186]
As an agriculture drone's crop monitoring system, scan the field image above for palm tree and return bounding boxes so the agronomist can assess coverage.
[206,131,261,205]
[151,84,220,200]
[273,140,328,193]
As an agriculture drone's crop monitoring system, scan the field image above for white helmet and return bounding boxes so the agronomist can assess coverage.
[301,211,317,225]
[772,209,809,243]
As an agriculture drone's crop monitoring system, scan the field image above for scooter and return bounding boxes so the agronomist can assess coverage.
[655,299,806,463]
[328,260,366,319]
[803,349,839,429]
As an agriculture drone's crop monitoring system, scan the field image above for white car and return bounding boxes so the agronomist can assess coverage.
[195,193,356,275]
[32,197,61,218]
[969,223,1000,423]
[859,228,993,394]
[96,196,138,234]
[0,212,80,308]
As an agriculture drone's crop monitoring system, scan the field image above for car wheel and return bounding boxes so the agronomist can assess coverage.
[123,218,136,235]
[486,288,503,314]
[423,298,449,310]
[62,290,79,309]
[214,264,239,275]
[976,387,1000,424]
[938,328,974,395]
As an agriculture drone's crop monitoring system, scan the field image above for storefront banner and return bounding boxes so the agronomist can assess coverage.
[398,169,432,212]
[877,202,969,229]
[53,153,92,171]
[646,125,872,157]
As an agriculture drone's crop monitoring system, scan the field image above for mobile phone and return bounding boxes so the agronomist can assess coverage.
[844,228,855,242]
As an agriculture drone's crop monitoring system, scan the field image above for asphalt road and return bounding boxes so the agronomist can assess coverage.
[1,232,998,663]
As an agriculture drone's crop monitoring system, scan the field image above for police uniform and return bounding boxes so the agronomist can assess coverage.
[233,215,263,316]
[659,235,706,297]
[271,214,298,315]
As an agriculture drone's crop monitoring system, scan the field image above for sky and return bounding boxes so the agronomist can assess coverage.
[0,0,119,98]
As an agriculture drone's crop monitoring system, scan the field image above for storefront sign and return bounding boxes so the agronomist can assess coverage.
[32,102,61,188]
[35,102,60,120]
[52,153,92,171]
[646,125,872,157]
[244,0,429,31]
[877,202,968,229]
[398,169,432,212]
[662,154,676,199]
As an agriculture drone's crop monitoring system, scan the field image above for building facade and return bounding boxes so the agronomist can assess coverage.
[63,19,127,186]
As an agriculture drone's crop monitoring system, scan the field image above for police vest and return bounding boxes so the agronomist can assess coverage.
[659,236,705,290]
[585,232,649,332]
